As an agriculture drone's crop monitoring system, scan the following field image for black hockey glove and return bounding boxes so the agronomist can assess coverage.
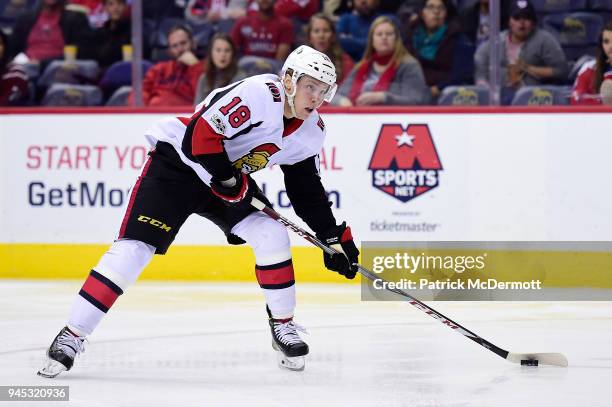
[210,170,258,210]
[317,222,360,279]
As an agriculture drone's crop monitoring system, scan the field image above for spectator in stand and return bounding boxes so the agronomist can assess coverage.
[474,0,567,104]
[326,0,397,18]
[323,0,351,18]
[274,0,319,21]
[68,0,107,27]
[404,0,472,100]
[571,22,612,105]
[91,0,131,70]
[337,0,386,61]
[333,16,430,106]
[231,0,294,63]
[194,34,247,103]
[306,13,354,84]
[184,0,248,25]
[9,0,92,64]
[459,0,509,47]
[0,31,29,106]
[133,25,204,107]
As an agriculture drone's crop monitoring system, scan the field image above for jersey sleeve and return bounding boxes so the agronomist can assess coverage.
[182,79,269,181]
[280,155,337,235]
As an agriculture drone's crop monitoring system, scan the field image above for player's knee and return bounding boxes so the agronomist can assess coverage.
[93,239,155,291]
[232,214,291,264]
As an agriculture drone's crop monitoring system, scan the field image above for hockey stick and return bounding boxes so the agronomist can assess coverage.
[251,197,568,367]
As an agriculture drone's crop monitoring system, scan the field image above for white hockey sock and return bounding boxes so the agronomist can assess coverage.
[232,212,296,319]
[67,239,155,335]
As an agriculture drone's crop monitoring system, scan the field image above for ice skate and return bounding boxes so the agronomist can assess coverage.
[269,317,308,371]
[38,327,86,378]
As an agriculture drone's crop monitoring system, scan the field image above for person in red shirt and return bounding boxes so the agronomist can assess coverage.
[230,0,294,63]
[135,25,204,107]
[9,0,92,64]
[274,0,319,21]
[0,31,29,106]
[571,22,612,105]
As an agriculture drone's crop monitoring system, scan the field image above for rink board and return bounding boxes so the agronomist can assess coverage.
[1,107,611,282]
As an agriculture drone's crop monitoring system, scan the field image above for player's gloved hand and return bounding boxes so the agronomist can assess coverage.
[210,170,257,210]
[317,222,360,279]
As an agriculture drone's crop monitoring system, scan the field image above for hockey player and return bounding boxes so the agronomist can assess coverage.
[38,45,360,377]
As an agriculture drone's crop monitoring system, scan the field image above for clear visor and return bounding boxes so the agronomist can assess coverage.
[295,74,337,107]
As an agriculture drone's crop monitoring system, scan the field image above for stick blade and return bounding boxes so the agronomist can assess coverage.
[507,352,568,367]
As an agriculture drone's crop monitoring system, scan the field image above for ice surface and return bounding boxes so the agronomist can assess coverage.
[0,281,610,407]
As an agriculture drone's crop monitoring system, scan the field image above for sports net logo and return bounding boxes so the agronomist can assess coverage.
[368,124,442,203]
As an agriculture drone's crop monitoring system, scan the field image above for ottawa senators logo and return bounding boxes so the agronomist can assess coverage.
[233,143,280,173]
[368,124,442,203]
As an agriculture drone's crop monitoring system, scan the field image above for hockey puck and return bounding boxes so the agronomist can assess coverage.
[521,359,539,366]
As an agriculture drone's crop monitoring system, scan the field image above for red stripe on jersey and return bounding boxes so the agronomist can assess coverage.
[118,151,154,238]
[177,116,190,126]
[341,226,353,242]
[192,118,225,155]
[255,262,295,285]
[81,274,120,309]
[282,118,304,137]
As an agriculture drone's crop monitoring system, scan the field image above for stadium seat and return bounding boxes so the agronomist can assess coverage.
[37,60,100,87]
[0,0,36,23]
[438,86,490,106]
[214,19,235,35]
[510,85,571,105]
[531,0,587,13]
[543,12,604,46]
[238,56,282,76]
[543,12,604,60]
[105,86,132,106]
[588,0,612,10]
[193,23,214,54]
[568,54,595,81]
[21,62,40,80]
[42,84,103,106]
[99,60,153,91]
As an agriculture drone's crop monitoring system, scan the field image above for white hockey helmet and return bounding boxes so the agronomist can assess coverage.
[281,45,338,104]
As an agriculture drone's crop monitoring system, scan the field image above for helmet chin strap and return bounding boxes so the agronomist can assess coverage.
[285,73,299,118]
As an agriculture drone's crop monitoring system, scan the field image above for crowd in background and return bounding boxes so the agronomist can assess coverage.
[0,0,611,107]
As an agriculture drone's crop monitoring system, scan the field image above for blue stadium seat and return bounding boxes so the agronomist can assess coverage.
[543,12,604,60]
[531,0,587,12]
[37,60,100,87]
[0,0,36,24]
[193,23,214,53]
[42,84,103,106]
[238,56,282,76]
[511,85,571,105]
[99,60,153,91]
[214,19,235,35]
[438,86,490,106]
[588,0,612,10]
[543,12,604,46]
[105,86,132,106]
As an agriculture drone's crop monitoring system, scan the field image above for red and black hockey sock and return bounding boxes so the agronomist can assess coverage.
[78,270,124,313]
[255,259,295,289]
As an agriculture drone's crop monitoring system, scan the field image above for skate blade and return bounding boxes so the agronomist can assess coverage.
[271,341,306,371]
[37,359,67,378]
[276,352,305,371]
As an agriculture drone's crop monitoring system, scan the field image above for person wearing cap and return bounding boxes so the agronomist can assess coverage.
[473,0,567,104]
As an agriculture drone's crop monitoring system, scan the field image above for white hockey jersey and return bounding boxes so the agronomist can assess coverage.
[144,74,327,185]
